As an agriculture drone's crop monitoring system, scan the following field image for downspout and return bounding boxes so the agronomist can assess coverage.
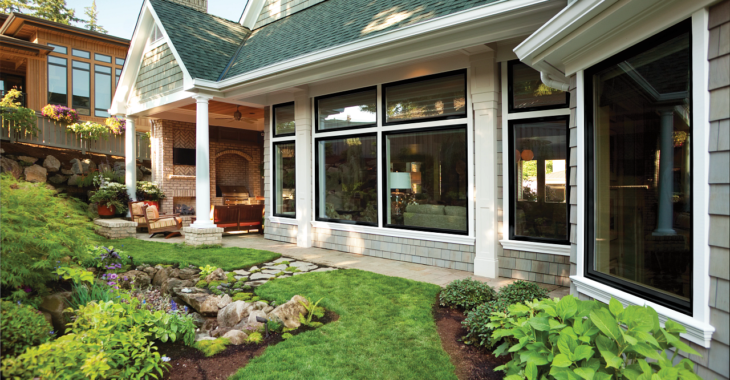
[540,71,571,91]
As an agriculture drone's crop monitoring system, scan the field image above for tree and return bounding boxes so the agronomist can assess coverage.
[32,0,81,25]
[1,0,30,13]
[83,0,106,34]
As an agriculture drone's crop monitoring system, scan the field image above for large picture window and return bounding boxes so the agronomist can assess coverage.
[508,61,569,112]
[585,20,692,313]
[47,56,67,105]
[384,126,468,234]
[316,134,378,225]
[315,87,376,132]
[273,102,295,137]
[72,60,90,115]
[383,70,466,125]
[509,117,569,243]
[273,142,296,218]
[94,65,112,117]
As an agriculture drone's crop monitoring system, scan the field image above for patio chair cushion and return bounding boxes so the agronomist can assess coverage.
[149,217,181,229]
[145,205,159,220]
[133,216,146,224]
[131,202,144,216]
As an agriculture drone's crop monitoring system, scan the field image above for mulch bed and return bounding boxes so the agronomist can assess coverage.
[435,306,509,380]
[158,310,339,380]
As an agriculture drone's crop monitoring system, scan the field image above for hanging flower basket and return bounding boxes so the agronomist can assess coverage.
[42,104,80,124]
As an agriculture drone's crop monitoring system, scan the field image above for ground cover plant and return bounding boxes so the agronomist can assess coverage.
[91,236,281,271]
[489,295,702,380]
[231,269,457,380]
[439,277,497,311]
[0,301,54,358]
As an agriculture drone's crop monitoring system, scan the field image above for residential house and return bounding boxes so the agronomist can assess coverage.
[111,0,729,378]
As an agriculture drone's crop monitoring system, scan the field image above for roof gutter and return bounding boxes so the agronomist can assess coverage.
[540,71,570,91]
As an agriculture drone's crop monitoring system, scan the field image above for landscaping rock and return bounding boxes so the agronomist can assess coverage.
[61,168,74,175]
[152,267,179,287]
[43,155,61,172]
[98,163,111,173]
[222,330,248,345]
[250,273,275,281]
[289,261,318,272]
[41,311,53,326]
[178,268,199,281]
[66,174,80,186]
[0,157,22,179]
[209,326,232,338]
[217,301,252,329]
[18,155,38,164]
[70,158,84,174]
[201,318,218,333]
[265,264,288,271]
[195,333,215,342]
[270,295,308,329]
[233,270,250,276]
[48,173,68,184]
[24,164,47,183]
[143,266,157,277]
[272,258,293,264]
[205,268,227,283]
[83,159,96,172]
[217,294,232,309]
[248,266,259,272]
[178,291,221,316]
[261,269,282,275]
[244,280,267,287]
[162,278,194,294]
[234,275,247,281]
[39,292,72,334]
[190,312,206,328]
[247,309,267,325]
[118,270,151,289]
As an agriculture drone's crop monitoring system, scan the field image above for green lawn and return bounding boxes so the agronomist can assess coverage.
[91,237,281,271]
[232,269,457,380]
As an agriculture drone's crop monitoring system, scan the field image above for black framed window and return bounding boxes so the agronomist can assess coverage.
[94,53,111,63]
[72,60,90,115]
[72,49,90,59]
[585,20,692,314]
[47,43,67,54]
[94,65,112,117]
[383,70,466,125]
[116,57,125,66]
[273,102,295,137]
[508,116,569,243]
[115,68,122,86]
[315,87,376,132]
[273,142,296,218]
[47,56,67,106]
[315,133,378,225]
[508,61,569,112]
[383,125,468,234]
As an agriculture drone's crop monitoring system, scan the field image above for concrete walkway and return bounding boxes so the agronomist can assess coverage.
[137,232,569,299]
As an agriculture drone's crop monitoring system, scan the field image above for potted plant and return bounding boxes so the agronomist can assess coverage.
[89,182,130,217]
[136,181,165,209]
[105,116,126,135]
[41,104,79,124]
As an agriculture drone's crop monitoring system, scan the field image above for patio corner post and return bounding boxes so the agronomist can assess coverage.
[471,50,500,278]
[190,93,216,229]
[294,87,313,248]
[124,115,138,208]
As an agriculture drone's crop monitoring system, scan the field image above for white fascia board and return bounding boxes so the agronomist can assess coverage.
[145,2,194,89]
[192,0,564,94]
[240,0,265,29]
[125,89,196,116]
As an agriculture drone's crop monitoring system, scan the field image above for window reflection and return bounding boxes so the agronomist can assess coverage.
[274,103,295,136]
[385,71,465,123]
[509,61,569,111]
[95,65,112,117]
[317,87,376,131]
[274,142,296,217]
[72,61,90,115]
[47,56,67,105]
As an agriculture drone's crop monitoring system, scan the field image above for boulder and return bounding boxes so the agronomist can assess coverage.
[43,155,61,172]
[270,295,308,329]
[217,301,252,329]
[223,329,248,345]
[247,309,267,325]
[24,164,47,183]
[113,161,125,172]
[143,266,157,277]
[205,268,227,283]
[217,294,232,309]
[178,268,199,281]
[83,159,97,172]
[48,173,68,184]
[162,278,194,295]
[195,333,215,342]
[41,311,53,326]
[152,267,179,287]
[67,174,81,186]
[118,270,152,289]
[70,158,84,174]
[201,317,218,332]
[18,155,38,164]
[39,292,72,334]
[98,163,111,173]
[189,312,206,328]
[61,168,74,175]
[209,326,232,338]
[178,291,221,316]
[0,157,22,179]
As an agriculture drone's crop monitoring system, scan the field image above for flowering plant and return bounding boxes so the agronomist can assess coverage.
[105,116,126,135]
[136,181,166,202]
[89,182,130,212]
[1,89,38,136]
[89,246,130,289]
[66,121,110,141]
[42,104,79,124]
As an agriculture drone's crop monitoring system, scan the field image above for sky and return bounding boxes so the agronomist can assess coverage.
[65,0,248,39]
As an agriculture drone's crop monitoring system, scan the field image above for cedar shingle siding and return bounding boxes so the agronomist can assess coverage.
[132,43,183,103]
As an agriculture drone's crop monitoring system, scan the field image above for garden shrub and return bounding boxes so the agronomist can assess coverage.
[1,175,96,300]
[0,301,54,358]
[194,338,230,357]
[497,280,549,306]
[196,280,208,288]
[247,332,263,344]
[490,295,702,380]
[1,300,170,379]
[461,298,512,348]
[439,278,496,311]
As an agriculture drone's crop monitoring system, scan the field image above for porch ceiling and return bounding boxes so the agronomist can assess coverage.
[152,100,265,131]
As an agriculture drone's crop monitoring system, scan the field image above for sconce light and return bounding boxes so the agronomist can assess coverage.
[521,149,534,161]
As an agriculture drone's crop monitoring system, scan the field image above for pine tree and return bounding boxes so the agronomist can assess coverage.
[1,0,30,14]
[83,0,106,34]
[31,0,81,25]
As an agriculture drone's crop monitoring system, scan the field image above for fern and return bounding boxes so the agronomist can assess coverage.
[298,297,325,328]
[194,338,230,357]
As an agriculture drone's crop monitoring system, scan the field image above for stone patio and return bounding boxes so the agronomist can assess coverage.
[136,232,570,298]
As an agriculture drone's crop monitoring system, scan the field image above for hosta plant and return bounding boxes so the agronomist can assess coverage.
[489,295,702,380]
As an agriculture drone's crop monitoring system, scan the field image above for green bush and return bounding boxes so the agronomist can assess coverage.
[194,338,230,357]
[195,280,208,288]
[1,301,170,379]
[461,299,512,348]
[489,296,702,380]
[0,301,54,358]
[247,331,263,344]
[1,175,96,300]
[497,280,549,306]
[232,293,253,302]
[439,278,496,311]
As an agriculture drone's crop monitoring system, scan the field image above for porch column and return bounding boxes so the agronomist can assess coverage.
[653,109,676,236]
[294,88,313,247]
[191,94,216,228]
[124,115,137,205]
[471,50,500,278]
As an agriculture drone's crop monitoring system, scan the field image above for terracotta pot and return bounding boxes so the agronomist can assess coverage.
[142,201,159,209]
[98,204,116,216]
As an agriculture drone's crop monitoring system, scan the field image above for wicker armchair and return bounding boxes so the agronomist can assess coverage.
[142,204,182,239]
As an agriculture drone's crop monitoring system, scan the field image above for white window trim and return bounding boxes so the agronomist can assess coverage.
[310,220,476,246]
[499,61,572,257]
[269,104,297,220]
[572,9,714,348]
[269,216,297,225]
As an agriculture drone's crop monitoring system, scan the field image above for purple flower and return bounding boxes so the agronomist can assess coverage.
[49,330,55,335]
[102,274,107,280]
[170,301,178,311]
[124,276,129,281]
[17,301,21,305]
[22,286,32,293]
[107,281,116,286]
[109,274,117,280]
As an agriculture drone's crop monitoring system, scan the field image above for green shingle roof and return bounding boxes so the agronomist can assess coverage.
[149,0,249,81]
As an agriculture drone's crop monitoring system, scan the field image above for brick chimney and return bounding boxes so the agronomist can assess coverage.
[167,0,207,12]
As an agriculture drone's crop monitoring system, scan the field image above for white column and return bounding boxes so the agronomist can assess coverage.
[471,50,500,278]
[191,94,216,228]
[294,88,313,247]
[124,115,137,206]
[653,109,676,236]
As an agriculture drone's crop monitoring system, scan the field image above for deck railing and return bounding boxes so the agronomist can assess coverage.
[0,111,151,160]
